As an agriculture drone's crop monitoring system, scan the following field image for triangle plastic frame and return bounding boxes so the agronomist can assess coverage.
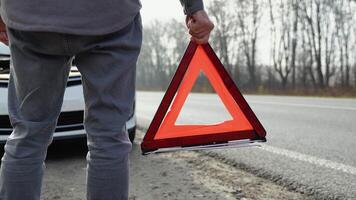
[141,41,266,154]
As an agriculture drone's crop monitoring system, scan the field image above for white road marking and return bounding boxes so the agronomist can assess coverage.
[249,101,356,111]
[138,114,356,176]
[260,144,356,176]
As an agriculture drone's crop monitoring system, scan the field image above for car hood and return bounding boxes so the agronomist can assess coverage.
[0,44,79,80]
[1,67,82,88]
[0,44,10,56]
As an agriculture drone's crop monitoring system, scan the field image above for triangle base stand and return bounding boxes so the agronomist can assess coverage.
[142,138,266,155]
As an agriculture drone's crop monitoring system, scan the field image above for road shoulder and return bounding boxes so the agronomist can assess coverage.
[40,130,309,199]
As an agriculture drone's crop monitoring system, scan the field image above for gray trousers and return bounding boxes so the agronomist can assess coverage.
[0,14,142,200]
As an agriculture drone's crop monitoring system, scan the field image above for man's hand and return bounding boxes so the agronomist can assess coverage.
[0,17,9,46]
[186,10,214,44]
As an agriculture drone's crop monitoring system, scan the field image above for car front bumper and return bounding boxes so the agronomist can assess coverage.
[0,84,136,144]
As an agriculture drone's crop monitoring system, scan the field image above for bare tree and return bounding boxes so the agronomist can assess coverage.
[137,21,177,90]
[334,0,354,87]
[236,0,261,89]
[166,19,189,77]
[269,0,295,88]
[323,0,337,87]
[290,0,300,89]
[207,1,237,76]
[299,0,341,88]
[136,0,356,94]
[354,65,356,88]
[300,0,324,88]
[299,31,311,89]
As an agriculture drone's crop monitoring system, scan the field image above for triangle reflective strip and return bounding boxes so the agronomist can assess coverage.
[155,46,253,139]
[141,42,266,154]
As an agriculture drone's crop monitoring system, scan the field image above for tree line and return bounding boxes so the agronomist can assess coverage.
[137,0,356,96]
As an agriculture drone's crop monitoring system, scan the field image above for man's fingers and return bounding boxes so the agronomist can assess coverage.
[186,16,194,29]
[188,28,206,36]
[189,21,208,33]
[0,17,8,45]
[191,34,210,44]
[189,30,210,39]
[0,32,8,40]
[186,10,214,44]
[0,32,9,46]
[189,28,211,42]
[188,23,212,38]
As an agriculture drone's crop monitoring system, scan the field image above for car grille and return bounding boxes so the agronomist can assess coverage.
[0,111,84,135]
[0,76,82,88]
[67,77,82,86]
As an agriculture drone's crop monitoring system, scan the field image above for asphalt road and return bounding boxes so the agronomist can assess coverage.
[37,133,304,200]
[136,91,356,199]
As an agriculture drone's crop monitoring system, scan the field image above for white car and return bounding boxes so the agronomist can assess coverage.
[0,44,136,143]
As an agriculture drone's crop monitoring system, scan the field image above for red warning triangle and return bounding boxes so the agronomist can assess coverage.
[141,42,266,154]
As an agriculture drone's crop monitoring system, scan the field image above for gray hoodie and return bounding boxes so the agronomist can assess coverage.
[0,0,203,35]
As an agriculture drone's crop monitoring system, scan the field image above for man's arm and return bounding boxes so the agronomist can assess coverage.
[180,0,214,44]
[0,1,214,46]
[179,0,204,15]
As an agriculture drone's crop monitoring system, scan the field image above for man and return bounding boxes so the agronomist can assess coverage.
[0,0,213,199]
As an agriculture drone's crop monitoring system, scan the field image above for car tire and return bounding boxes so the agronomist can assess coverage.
[128,126,136,143]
